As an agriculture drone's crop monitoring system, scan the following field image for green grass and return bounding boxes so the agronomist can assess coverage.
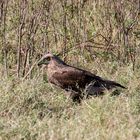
[0,61,139,140]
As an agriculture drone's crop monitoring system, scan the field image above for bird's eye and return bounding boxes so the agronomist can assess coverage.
[46,57,51,61]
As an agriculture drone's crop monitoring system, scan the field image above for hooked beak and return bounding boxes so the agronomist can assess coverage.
[38,60,44,66]
[38,59,49,66]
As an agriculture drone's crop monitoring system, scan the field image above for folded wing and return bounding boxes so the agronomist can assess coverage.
[49,66,126,92]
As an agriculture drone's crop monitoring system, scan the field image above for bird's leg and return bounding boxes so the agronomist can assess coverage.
[70,92,82,103]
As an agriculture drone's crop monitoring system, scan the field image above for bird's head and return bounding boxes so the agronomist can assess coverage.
[38,52,66,67]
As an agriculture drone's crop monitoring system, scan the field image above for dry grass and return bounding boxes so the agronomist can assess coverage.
[0,0,139,139]
[0,60,140,140]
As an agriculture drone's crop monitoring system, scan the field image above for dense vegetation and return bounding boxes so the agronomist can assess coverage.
[0,0,140,139]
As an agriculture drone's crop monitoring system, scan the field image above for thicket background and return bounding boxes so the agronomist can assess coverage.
[0,0,139,77]
[0,0,140,139]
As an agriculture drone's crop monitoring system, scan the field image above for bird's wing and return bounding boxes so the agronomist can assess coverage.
[84,71,126,89]
[50,66,126,90]
[49,66,104,90]
[50,67,86,88]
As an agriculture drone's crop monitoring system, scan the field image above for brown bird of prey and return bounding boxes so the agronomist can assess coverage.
[38,53,126,102]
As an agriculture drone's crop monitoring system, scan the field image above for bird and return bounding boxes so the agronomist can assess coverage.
[38,53,126,103]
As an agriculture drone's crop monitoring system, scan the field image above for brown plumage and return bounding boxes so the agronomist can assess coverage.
[38,53,126,102]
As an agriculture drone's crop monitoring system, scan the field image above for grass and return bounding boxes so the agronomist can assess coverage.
[0,0,139,139]
[0,61,140,140]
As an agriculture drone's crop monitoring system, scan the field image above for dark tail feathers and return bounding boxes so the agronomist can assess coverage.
[113,82,126,89]
[105,80,127,89]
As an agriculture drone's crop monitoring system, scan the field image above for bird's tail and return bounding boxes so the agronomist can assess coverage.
[104,80,126,89]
